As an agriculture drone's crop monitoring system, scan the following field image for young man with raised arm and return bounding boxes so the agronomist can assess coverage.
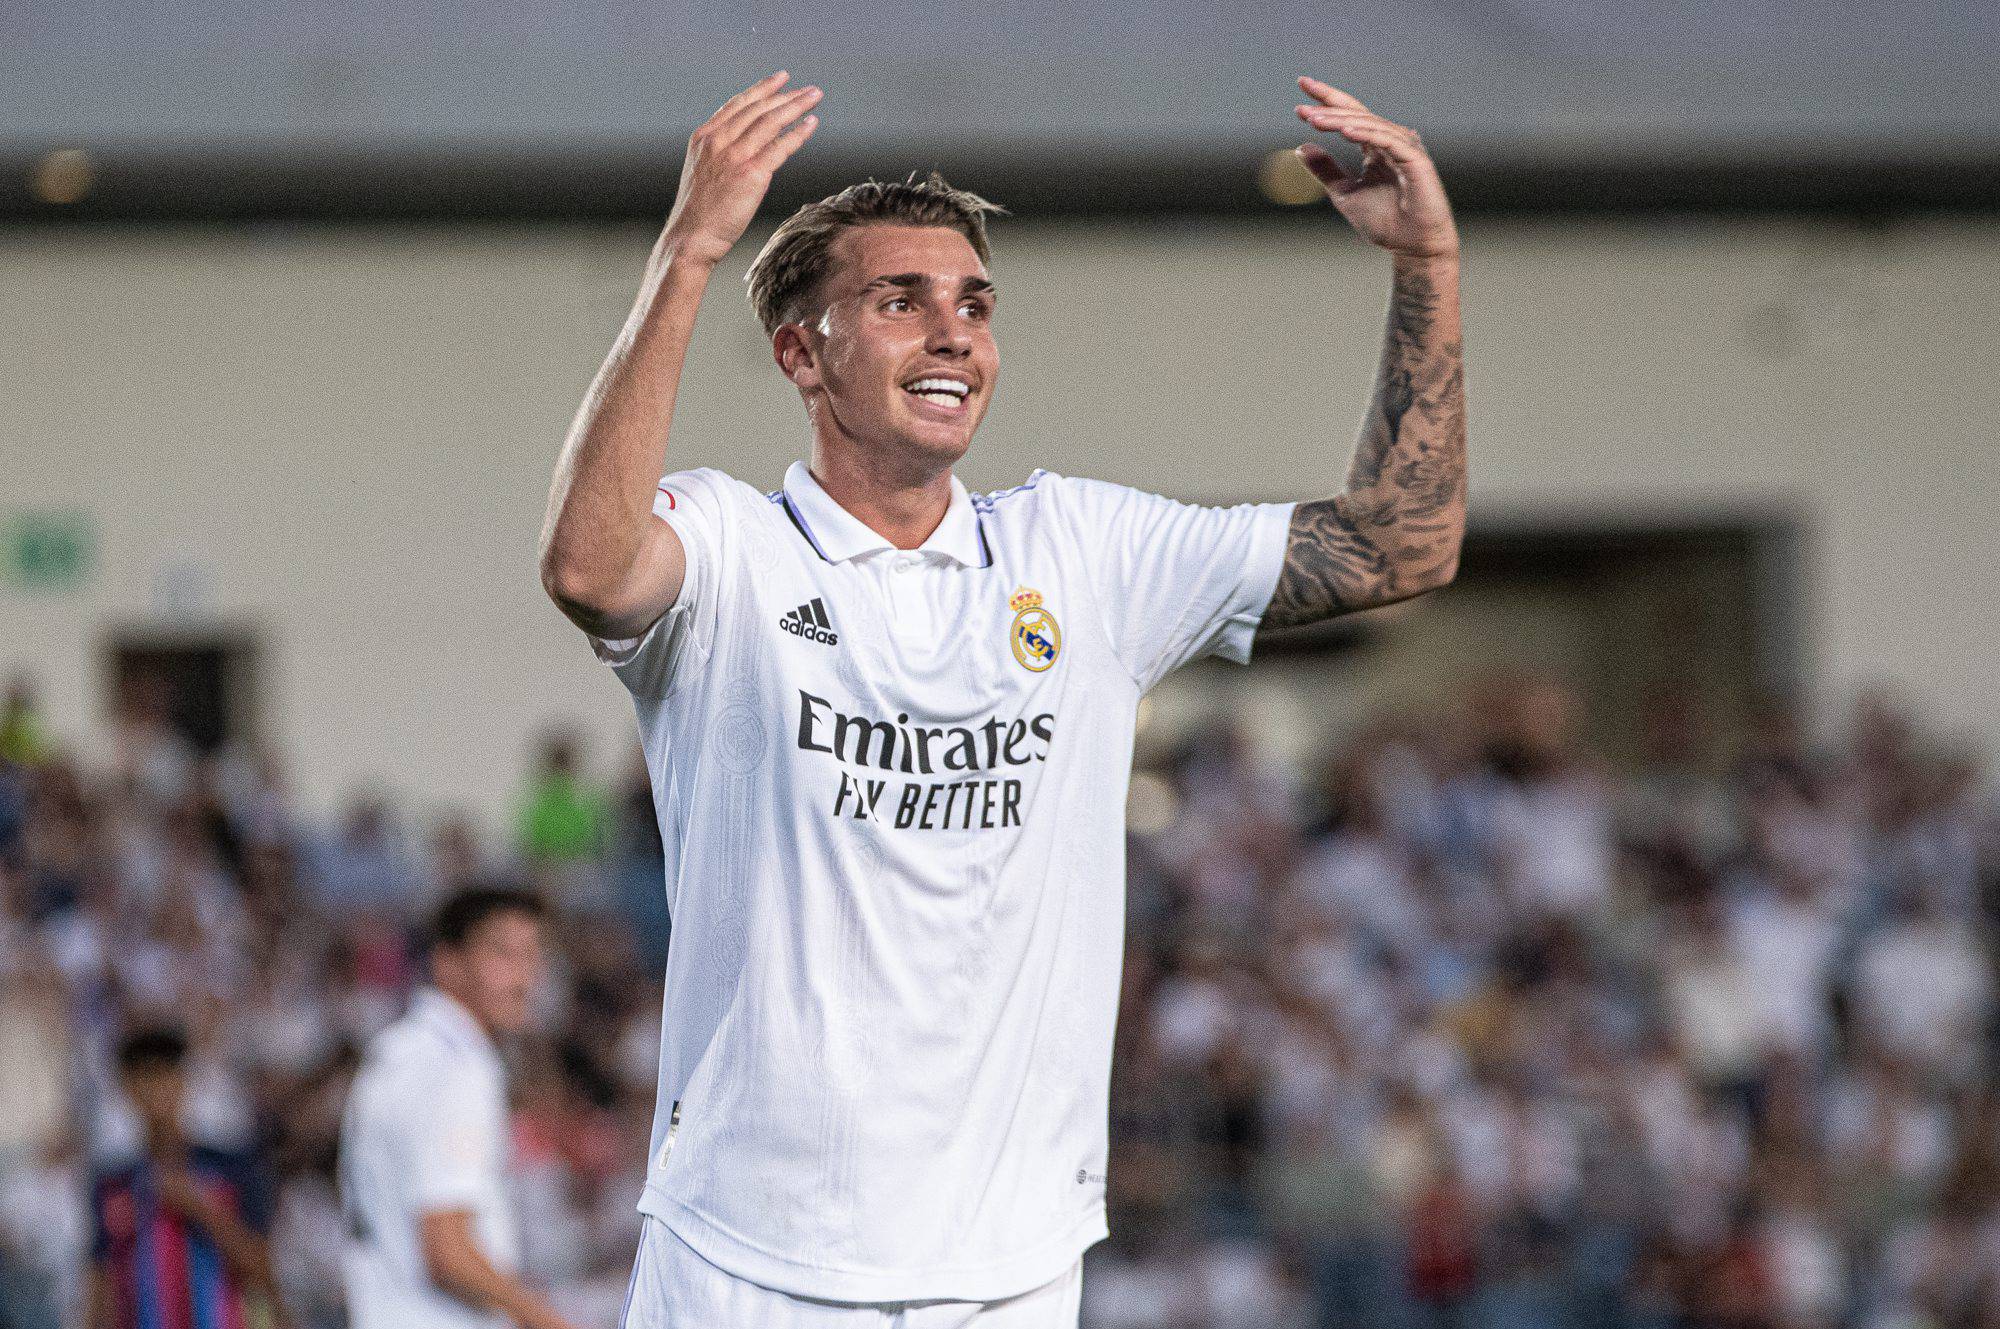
[539,70,1465,1328]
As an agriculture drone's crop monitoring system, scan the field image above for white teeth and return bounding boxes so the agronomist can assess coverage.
[915,391,961,408]
[905,377,970,399]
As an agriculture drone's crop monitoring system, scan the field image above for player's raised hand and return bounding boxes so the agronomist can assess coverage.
[1293,76,1458,260]
[663,71,823,267]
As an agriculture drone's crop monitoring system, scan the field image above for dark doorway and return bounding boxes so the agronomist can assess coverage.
[106,632,258,755]
[1170,513,1801,770]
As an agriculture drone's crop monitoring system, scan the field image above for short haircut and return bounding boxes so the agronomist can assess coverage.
[744,170,1008,337]
[117,1025,188,1073]
[428,885,546,952]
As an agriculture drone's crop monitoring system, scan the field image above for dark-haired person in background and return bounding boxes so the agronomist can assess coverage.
[338,888,580,1329]
[86,1027,286,1329]
[540,69,1464,1326]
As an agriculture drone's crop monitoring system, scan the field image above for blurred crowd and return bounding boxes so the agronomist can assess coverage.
[0,669,1995,1329]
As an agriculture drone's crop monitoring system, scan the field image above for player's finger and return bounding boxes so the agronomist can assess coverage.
[1298,105,1417,138]
[1300,108,1424,155]
[1331,123,1432,172]
[729,86,824,152]
[756,113,820,168]
[1298,75,1369,113]
[707,71,793,134]
[1296,143,1355,190]
[1321,119,1417,156]
[715,71,789,118]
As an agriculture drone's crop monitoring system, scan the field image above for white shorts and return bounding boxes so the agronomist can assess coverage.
[618,1217,1084,1329]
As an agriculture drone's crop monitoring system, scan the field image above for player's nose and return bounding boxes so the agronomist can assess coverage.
[923,310,973,356]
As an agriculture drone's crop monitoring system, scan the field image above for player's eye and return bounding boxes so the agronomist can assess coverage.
[884,297,911,312]
[961,301,990,319]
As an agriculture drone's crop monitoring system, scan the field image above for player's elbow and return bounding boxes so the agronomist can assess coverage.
[538,544,593,609]
[539,548,627,625]
[1399,540,1460,597]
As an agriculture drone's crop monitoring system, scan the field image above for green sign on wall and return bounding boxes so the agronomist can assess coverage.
[6,511,95,590]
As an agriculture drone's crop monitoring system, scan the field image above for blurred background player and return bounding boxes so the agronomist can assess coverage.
[86,1026,285,1329]
[337,888,579,1329]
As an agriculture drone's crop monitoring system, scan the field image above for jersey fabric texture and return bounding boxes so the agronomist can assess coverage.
[90,1146,273,1329]
[618,1215,1084,1329]
[591,461,1293,1302]
[339,987,518,1329]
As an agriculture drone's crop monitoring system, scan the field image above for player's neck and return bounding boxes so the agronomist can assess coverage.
[809,444,955,552]
[430,979,500,1041]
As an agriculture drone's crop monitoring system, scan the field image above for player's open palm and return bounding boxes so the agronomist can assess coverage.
[665,71,822,266]
[1293,75,1458,259]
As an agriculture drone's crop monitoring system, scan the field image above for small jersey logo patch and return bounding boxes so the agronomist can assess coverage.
[1009,587,1061,672]
[780,597,839,646]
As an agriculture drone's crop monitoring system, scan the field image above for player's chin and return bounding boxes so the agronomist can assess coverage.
[492,994,534,1033]
[898,406,980,457]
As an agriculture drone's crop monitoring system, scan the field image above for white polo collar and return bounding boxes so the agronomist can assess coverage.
[410,985,496,1059]
[779,460,988,568]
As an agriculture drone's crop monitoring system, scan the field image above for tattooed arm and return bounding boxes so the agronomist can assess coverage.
[1260,77,1467,630]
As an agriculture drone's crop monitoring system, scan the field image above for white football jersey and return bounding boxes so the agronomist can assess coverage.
[589,460,1292,1302]
[339,988,518,1329]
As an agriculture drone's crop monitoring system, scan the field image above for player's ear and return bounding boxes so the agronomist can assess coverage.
[773,325,822,390]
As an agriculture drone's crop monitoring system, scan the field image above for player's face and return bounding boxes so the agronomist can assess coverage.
[785,224,999,469]
[437,912,545,1036]
[122,1064,185,1138]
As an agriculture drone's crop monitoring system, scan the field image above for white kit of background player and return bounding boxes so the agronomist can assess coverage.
[542,67,1466,1329]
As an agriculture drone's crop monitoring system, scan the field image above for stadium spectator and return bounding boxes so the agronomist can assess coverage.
[1,676,53,769]
[516,734,609,868]
[84,1026,283,1329]
[0,668,1988,1327]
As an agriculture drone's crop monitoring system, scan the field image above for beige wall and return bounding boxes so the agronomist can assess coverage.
[4,216,1995,838]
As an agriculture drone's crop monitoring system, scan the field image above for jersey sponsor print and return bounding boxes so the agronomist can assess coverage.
[585,461,1294,1303]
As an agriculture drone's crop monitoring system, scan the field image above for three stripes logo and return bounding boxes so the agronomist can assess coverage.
[780,596,839,646]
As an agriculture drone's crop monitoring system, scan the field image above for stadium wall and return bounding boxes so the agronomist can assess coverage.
[4,217,1994,836]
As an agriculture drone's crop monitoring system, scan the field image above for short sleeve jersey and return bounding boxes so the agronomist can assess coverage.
[590,461,1292,1302]
[339,987,517,1329]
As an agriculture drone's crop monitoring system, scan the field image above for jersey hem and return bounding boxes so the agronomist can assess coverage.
[638,1185,1108,1303]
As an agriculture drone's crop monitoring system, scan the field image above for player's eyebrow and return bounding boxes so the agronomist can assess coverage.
[861,273,998,302]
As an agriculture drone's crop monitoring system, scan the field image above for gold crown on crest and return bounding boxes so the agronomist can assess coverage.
[1009,587,1044,613]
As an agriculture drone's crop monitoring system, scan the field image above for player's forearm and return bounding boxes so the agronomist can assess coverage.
[538,237,716,606]
[426,1236,573,1329]
[86,1268,115,1329]
[192,1206,269,1286]
[1263,254,1465,627]
[1345,253,1464,572]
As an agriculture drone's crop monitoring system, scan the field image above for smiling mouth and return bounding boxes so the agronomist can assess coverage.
[903,377,973,413]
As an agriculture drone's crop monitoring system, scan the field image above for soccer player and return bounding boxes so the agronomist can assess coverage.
[539,71,1465,1326]
[338,888,581,1329]
[86,1026,286,1329]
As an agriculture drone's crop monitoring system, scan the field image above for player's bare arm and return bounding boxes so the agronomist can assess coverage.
[538,71,821,639]
[1260,75,1467,630]
[420,1210,579,1329]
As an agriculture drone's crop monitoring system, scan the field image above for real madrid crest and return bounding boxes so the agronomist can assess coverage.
[1009,586,1061,673]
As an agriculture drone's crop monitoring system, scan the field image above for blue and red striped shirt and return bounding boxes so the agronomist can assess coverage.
[90,1146,273,1329]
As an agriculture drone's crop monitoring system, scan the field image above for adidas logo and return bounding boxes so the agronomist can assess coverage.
[779,597,839,646]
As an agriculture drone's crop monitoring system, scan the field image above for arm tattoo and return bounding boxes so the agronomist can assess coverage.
[1262,260,1467,630]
